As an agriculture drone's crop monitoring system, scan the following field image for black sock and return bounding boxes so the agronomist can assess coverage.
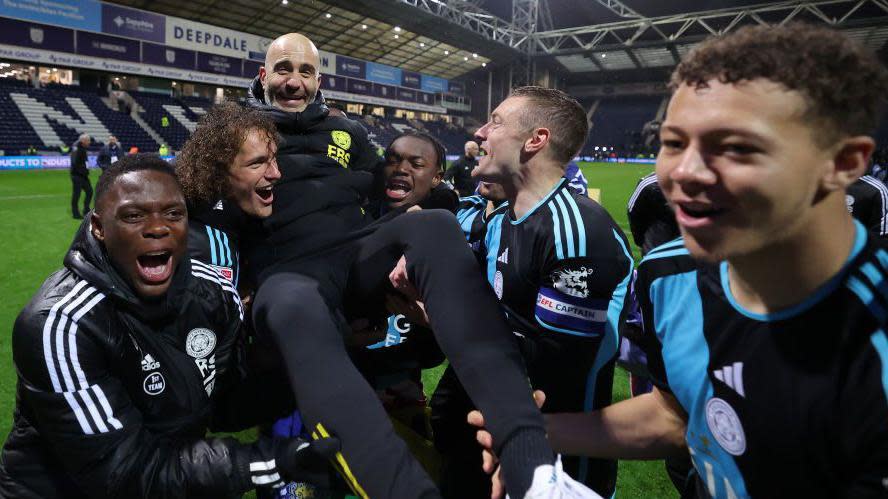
[499,427,554,499]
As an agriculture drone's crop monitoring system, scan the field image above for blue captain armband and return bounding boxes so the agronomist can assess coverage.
[535,287,608,337]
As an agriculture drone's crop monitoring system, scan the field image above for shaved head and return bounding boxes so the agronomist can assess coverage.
[260,33,322,112]
[464,140,479,157]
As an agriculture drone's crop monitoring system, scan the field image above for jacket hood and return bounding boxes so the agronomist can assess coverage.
[64,216,191,322]
[246,76,330,130]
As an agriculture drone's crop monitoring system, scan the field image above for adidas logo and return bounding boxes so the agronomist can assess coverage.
[497,247,509,264]
[141,353,160,372]
[213,200,223,210]
[713,362,744,397]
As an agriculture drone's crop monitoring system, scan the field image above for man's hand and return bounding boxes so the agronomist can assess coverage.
[388,256,421,301]
[468,391,546,499]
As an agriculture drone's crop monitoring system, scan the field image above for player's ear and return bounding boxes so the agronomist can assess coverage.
[524,127,550,155]
[90,211,105,243]
[259,66,268,88]
[432,170,442,188]
[822,135,875,191]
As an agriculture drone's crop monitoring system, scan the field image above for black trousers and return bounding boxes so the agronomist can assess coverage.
[70,174,92,217]
[252,210,544,499]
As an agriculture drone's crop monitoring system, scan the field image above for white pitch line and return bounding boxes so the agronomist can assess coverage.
[0,194,65,201]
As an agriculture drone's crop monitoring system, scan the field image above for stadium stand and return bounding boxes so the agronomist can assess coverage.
[0,81,159,154]
[128,90,194,150]
[583,95,665,156]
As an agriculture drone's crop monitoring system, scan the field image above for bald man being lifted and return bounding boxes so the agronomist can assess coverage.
[236,33,582,499]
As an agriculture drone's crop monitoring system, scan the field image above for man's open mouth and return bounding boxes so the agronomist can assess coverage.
[678,202,726,219]
[136,250,173,284]
[386,178,412,201]
[255,184,274,203]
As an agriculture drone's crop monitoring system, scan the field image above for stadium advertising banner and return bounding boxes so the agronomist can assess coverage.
[448,81,465,95]
[401,71,421,89]
[318,50,336,74]
[101,3,165,44]
[324,89,446,114]
[421,75,447,94]
[0,0,100,32]
[77,31,141,62]
[347,78,372,96]
[0,43,252,87]
[372,83,398,99]
[243,59,261,79]
[366,62,401,86]
[0,17,74,52]
[142,42,197,71]
[196,52,242,77]
[320,74,344,91]
[397,88,417,102]
[337,56,366,80]
[0,155,174,170]
[165,17,272,61]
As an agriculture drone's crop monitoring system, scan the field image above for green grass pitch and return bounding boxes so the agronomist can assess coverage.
[0,162,677,498]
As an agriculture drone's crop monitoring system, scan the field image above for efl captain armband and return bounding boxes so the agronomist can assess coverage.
[535,287,608,337]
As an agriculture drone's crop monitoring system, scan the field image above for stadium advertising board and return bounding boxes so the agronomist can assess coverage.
[0,0,100,32]
[366,62,401,86]
[196,52,242,77]
[323,89,446,114]
[337,56,366,79]
[0,43,251,87]
[421,75,447,93]
[318,50,336,74]
[142,42,197,71]
[397,88,417,102]
[77,31,141,62]
[101,3,165,44]
[448,81,465,95]
[0,17,74,52]
[347,79,372,96]
[372,83,398,99]
[401,71,421,89]
[320,74,344,91]
[243,59,261,79]
[0,155,175,170]
[165,17,271,61]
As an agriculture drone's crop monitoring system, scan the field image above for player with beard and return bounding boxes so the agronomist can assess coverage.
[240,33,570,499]
[0,156,337,498]
[472,24,888,499]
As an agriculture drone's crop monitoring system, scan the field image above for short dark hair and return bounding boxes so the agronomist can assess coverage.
[509,86,588,165]
[671,23,888,145]
[387,129,447,172]
[95,154,180,209]
[176,101,279,205]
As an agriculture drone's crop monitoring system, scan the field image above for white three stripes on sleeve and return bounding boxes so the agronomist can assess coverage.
[250,459,284,488]
[860,176,888,236]
[41,281,121,435]
[190,259,244,321]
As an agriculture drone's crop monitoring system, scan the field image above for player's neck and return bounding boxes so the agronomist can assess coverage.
[506,163,564,220]
[726,202,858,315]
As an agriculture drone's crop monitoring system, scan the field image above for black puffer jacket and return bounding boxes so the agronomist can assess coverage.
[244,78,382,279]
[0,219,282,499]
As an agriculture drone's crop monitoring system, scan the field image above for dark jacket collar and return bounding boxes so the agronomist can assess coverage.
[64,217,191,322]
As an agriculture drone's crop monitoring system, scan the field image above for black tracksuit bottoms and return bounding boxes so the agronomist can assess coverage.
[252,210,547,499]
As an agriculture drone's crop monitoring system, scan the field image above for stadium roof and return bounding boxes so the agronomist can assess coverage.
[497,0,888,85]
[108,0,496,80]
